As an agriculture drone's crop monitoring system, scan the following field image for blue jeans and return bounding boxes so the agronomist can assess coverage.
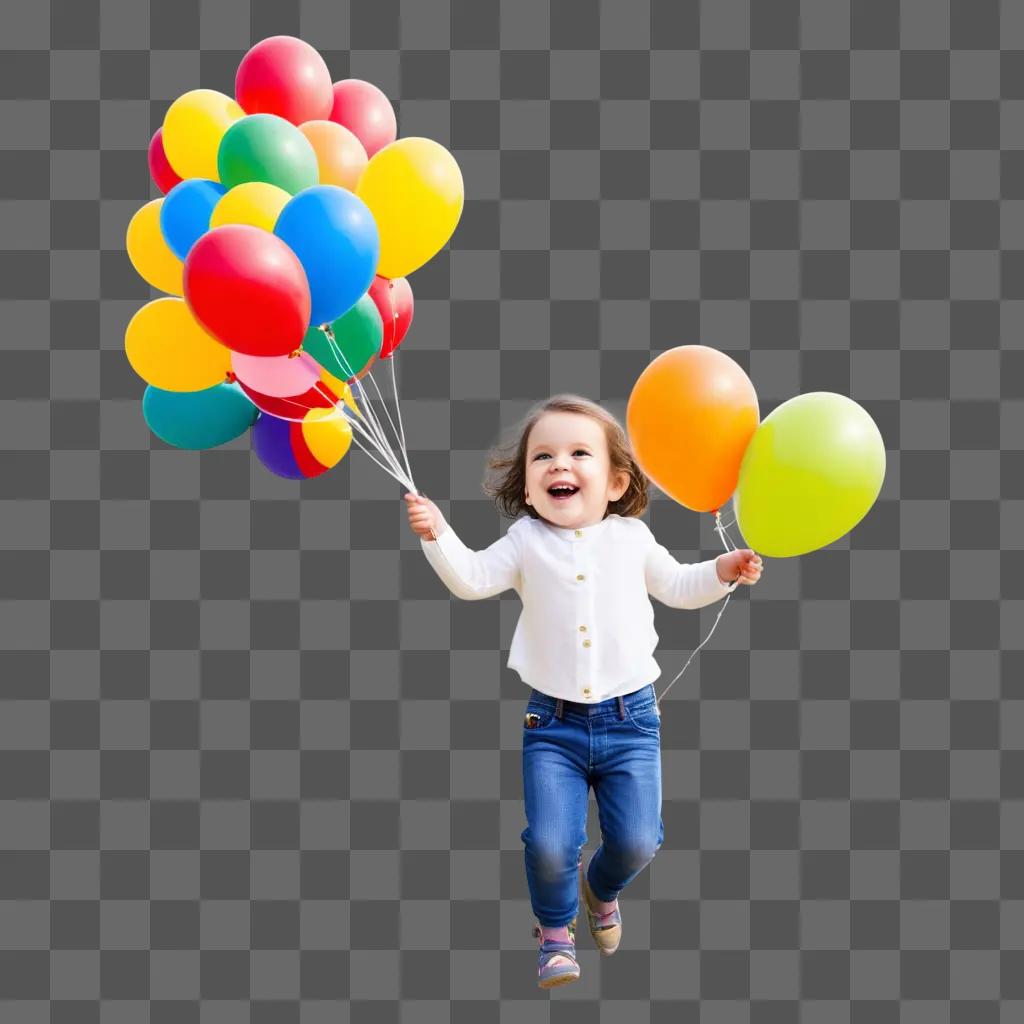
[520,683,665,927]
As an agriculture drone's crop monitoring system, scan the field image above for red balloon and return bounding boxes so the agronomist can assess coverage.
[329,79,397,158]
[237,377,338,419]
[368,275,414,359]
[184,225,312,358]
[235,35,333,126]
[147,127,182,194]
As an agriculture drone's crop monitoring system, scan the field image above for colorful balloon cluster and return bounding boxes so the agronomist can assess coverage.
[627,347,886,558]
[126,35,463,483]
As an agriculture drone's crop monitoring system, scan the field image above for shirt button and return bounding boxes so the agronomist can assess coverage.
[576,574,585,582]
[579,625,587,632]
[582,687,591,696]
[582,639,592,648]
[575,529,583,538]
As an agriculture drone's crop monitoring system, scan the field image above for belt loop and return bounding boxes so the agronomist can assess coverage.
[617,695,625,720]
[555,698,564,720]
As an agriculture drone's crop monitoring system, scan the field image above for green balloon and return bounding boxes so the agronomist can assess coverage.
[302,294,383,380]
[217,113,319,195]
[142,381,258,450]
[733,392,886,558]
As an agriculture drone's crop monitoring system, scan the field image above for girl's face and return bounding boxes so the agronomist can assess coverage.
[523,411,629,528]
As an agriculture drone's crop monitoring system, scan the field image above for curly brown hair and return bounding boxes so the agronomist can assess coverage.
[482,394,649,521]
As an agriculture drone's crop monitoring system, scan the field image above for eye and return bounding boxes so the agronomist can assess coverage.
[533,453,550,460]
[573,450,590,457]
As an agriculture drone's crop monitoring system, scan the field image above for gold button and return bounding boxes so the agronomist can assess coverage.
[582,639,592,648]
[576,574,585,581]
[575,529,583,538]
[582,687,591,696]
[579,625,587,632]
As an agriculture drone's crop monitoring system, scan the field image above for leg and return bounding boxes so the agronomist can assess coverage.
[587,722,664,903]
[521,716,589,927]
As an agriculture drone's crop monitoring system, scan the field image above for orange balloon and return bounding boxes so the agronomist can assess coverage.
[298,119,368,190]
[626,346,759,513]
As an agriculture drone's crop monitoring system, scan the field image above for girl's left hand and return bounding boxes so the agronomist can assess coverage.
[717,549,763,586]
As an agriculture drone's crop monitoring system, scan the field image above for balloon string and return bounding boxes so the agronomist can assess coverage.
[326,305,413,486]
[256,381,412,489]
[322,329,408,480]
[314,387,415,489]
[387,350,415,489]
[319,328,410,485]
[344,421,416,488]
[360,357,414,485]
[654,507,740,710]
[313,381,416,491]
[320,330,394,461]
[321,323,416,494]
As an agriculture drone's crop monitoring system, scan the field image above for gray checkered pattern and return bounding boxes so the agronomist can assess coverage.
[1,0,1021,1019]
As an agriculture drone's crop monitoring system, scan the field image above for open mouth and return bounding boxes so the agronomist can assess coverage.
[547,484,579,501]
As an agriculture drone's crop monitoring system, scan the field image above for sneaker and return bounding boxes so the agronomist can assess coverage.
[532,920,580,989]
[578,854,622,956]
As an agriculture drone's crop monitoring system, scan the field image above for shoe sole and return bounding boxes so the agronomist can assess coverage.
[539,969,580,989]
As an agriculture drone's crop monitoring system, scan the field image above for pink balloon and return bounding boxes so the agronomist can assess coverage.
[230,351,321,397]
[329,79,397,158]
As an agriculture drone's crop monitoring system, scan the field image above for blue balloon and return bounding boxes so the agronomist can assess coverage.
[274,185,380,326]
[142,381,257,449]
[160,178,227,261]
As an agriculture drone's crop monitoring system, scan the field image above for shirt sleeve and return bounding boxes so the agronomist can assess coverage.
[644,528,737,609]
[420,521,522,601]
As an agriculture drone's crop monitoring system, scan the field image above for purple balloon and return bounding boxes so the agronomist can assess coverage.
[252,412,304,479]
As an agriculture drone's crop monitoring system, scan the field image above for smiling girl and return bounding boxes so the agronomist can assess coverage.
[404,394,761,988]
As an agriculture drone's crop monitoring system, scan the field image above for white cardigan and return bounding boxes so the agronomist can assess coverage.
[421,513,736,702]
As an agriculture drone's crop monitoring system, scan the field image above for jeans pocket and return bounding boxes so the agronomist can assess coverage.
[625,704,661,738]
[523,704,556,731]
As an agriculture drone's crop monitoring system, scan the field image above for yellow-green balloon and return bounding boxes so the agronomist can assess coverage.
[734,392,886,557]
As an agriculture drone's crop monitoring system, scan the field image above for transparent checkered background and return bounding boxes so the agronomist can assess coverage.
[1,0,1022,1019]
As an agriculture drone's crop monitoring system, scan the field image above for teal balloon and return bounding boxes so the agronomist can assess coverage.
[142,381,258,450]
[217,113,319,195]
[302,294,383,380]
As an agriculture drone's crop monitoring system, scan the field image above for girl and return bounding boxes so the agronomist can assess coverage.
[404,394,762,988]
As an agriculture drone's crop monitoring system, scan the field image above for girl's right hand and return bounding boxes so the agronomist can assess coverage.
[404,492,447,540]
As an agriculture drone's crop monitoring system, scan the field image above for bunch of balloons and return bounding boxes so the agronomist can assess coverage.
[125,35,462,484]
[627,346,886,558]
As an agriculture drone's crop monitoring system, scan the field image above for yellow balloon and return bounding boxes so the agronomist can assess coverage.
[302,407,353,468]
[356,137,464,279]
[125,297,232,392]
[162,89,244,181]
[125,199,183,296]
[321,368,361,418]
[210,182,291,232]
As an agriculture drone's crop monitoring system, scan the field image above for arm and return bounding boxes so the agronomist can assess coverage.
[420,522,522,601]
[644,536,736,610]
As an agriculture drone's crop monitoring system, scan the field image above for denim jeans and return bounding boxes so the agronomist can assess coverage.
[520,682,665,927]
